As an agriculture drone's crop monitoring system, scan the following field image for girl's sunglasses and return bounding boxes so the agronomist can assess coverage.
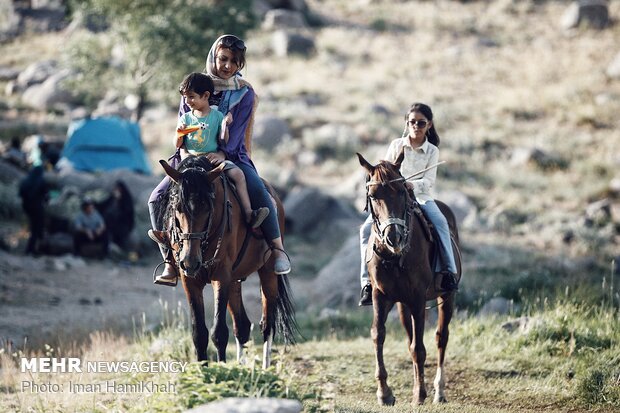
[408,119,428,127]
[220,35,246,52]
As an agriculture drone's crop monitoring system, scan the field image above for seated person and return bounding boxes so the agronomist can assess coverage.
[97,180,134,249]
[73,198,109,258]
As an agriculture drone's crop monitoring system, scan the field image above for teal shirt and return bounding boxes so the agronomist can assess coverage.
[179,108,224,154]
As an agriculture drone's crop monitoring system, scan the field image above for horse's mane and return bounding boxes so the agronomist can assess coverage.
[373,160,405,192]
[155,156,217,229]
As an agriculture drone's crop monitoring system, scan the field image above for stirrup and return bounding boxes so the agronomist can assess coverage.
[152,261,178,287]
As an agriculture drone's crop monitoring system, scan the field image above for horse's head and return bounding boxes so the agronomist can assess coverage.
[357,151,411,255]
[161,156,225,276]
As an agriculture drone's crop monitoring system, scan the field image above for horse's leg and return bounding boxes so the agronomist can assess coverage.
[434,294,454,403]
[409,300,428,405]
[227,280,252,364]
[397,302,413,346]
[258,265,278,369]
[372,291,395,406]
[211,280,231,362]
[182,276,209,362]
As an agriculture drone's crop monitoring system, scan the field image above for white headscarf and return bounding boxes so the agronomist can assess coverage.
[205,34,250,92]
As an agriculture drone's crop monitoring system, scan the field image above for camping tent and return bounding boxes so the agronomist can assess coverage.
[59,116,151,174]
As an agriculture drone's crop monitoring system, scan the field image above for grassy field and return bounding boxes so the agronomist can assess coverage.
[1,297,618,413]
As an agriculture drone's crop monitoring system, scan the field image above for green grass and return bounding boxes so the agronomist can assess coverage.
[1,299,619,413]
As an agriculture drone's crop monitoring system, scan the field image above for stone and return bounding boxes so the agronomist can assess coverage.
[561,0,609,30]
[185,397,302,413]
[272,30,315,57]
[263,9,307,30]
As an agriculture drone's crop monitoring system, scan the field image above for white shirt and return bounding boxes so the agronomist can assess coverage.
[384,137,439,204]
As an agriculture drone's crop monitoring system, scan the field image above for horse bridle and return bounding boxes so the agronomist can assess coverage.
[365,179,414,256]
[170,172,232,275]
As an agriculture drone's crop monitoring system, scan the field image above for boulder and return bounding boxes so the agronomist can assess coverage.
[16,60,57,90]
[283,186,361,235]
[307,235,360,309]
[252,115,291,151]
[0,0,20,41]
[436,189,478,229]
[561,0,609,30]
[21,69,75,110]
[263,9,307,30]
[186,397,302,413]
[302,123,360,154]
[0,65,19,81]
[272,30,315,57]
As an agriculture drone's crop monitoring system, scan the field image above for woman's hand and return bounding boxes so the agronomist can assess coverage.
[205,151,226,166]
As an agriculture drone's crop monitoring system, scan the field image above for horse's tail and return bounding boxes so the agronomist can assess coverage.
[275,275,300,345]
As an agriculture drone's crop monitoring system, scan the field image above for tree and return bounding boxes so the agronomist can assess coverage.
[64,0,256,120]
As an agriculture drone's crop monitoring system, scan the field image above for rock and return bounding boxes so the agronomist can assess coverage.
[606,51,620,79]
[584,198,611,227]
[16,60,58,90]
[0,65,19,81]
[510,147,568,170]
[283,186,360,234]
[186,397,302,413]
[0,159,26,185]
[0,0,20,41]
[436,189,478,229]
[263,0,308,13]
[253,115,291,151]
[272,30,315,57]
[307,235,360,309]
[19,5,67,33]
[561,0,609,30]
[263,9,307,30]
[302,123,360,154]
[21,68,75,110]
[478,297,513,317]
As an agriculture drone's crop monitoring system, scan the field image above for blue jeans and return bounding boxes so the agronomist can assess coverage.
[420,200,457,274]
[236,162,280,241]
[359,214,373,287]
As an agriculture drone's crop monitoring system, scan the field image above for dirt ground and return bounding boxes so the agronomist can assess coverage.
[0,249,274,352]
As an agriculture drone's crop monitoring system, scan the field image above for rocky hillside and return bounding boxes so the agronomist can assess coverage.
[1,0,619,311]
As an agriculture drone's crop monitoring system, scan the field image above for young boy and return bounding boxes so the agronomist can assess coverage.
[177,72,269,229]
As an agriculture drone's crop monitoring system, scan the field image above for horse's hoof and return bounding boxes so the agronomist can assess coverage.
[378,394,395,406]
[433,395,448,404]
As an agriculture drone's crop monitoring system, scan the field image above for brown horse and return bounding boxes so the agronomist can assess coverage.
[357,152,462,406]
[156,155,296,367]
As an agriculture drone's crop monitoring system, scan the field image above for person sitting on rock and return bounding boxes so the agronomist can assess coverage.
[73,198,109,258]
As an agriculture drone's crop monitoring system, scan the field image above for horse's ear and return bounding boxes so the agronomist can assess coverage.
[160,159,181,183]
[356,152,375,174]
[394,148,405,170]
[206,163,226,183]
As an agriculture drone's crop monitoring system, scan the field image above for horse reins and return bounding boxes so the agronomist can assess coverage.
[171,172,231,274]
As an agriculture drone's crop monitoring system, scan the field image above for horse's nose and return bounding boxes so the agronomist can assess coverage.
[180,253,201,276]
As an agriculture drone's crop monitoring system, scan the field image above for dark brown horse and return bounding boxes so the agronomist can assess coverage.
[357,152,462,406]
[156,155,296,367]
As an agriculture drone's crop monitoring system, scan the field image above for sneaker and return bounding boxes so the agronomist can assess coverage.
[359,283,372,306]
[438,271,459,292]
[154,263,178,286]
[248,207,270,229]
[273,253,291,275]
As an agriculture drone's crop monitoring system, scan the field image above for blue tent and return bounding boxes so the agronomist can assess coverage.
[60,116,151,174]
